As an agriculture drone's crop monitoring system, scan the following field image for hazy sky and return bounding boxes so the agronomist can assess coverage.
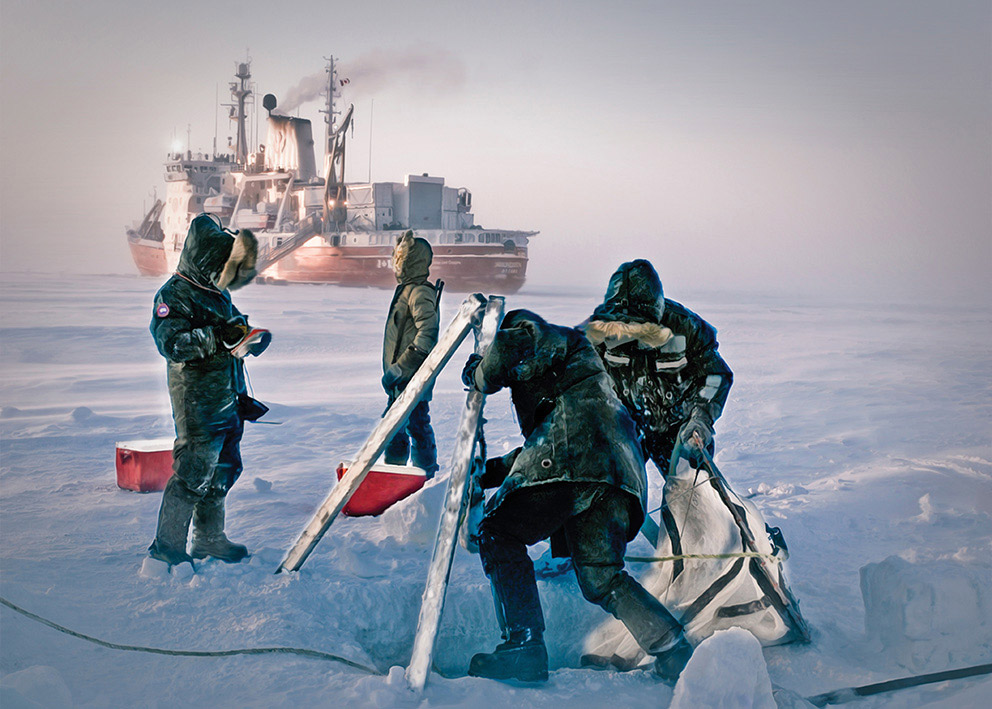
[1,0,989,303]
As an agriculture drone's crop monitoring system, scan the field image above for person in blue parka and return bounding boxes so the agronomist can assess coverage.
[148,214,268,566]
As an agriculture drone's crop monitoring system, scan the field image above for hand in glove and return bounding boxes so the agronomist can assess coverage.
[461,353,484,389]
[229,328,271,359]
[381,363,407,392]
[217,315,249,348]
[679,414,713,452]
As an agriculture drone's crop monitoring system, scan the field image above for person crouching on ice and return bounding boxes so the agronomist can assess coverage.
[583,259,732,471]
[148,214,271,566]
[380,230,440,477]
[460,309,693,683]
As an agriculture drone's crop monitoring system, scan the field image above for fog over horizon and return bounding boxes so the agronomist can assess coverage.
[1,1,989,305]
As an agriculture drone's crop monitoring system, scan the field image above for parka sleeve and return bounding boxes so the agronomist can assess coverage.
[150,295,217,363]
[683,317,733,426]
[395,285,440,373]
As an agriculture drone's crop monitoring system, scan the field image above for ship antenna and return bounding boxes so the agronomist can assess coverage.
[213,83,219,158]
[229,60,252,165]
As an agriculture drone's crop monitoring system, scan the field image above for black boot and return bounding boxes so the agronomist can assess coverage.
[653,635,693,683]
[148,477,195,566]
[190,494,248,562]
[468,628,549,682]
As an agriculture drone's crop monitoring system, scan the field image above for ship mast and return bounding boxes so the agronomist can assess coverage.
[320,55,355,230]
[230,62,252,164]
[319,56,341,161]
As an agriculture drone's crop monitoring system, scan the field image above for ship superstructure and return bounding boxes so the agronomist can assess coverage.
[126,58,536,292]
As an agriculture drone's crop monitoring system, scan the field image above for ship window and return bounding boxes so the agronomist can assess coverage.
[454,233,463,243]
[503,240,516,253]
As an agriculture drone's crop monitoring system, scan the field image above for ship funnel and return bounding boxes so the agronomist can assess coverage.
[263,93,278,116]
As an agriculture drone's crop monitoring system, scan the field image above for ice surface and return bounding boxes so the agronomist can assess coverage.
[861,555,992,673]
[1,273,990,707]
[0,666,73,708]
[670,627,776,709]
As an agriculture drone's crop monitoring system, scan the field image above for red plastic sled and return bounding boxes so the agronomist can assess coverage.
[336,462,428,516]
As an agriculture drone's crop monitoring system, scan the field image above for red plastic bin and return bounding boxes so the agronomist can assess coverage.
[116,438,175,492]
[336,462,428,516]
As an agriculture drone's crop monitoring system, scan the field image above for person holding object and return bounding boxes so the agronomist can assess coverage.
[148,214,270,566]
[460,309,692,683]
[381,230,441,477]
[584,259,732,470]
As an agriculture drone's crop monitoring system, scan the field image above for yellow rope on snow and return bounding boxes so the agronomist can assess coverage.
[624,551,782,564]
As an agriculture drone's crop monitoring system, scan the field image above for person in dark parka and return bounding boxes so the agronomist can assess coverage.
[461,309,692,683]
[584,259,733,471]
[148,214,266,566]
[381,230,440,476]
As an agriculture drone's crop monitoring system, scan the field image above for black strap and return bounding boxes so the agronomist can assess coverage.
[434,279,444,308]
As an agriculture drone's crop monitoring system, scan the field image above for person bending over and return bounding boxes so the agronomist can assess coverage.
[461,309,693,683]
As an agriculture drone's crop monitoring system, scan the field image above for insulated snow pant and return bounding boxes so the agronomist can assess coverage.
[383,396,438,477]
[171,421,245,499]
[478,482,683,651]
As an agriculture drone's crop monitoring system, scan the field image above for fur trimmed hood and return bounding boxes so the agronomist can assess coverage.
[176,214,258,291]
[214,229,258,291]
[585,319,674,349]
[393,230,432,284]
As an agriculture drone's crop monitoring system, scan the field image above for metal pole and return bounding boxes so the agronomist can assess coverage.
[406,297,504,693]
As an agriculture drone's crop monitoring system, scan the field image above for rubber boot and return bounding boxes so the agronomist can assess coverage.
[602,574,685,657]
[148,477,195,566]
[468,628,549,682]
[190,494,248,562]
[653,635,693,683]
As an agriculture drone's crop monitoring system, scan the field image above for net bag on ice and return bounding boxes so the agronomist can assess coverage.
[583,443,809,669]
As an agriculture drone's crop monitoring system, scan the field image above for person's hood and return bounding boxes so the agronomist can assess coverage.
[392,230,432,285]
[499,309,568,381]
[590,259,665,324]
[177,214,258,291]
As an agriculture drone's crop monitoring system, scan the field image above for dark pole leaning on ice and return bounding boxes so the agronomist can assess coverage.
[276,294,488,573]
[406,296,505,693]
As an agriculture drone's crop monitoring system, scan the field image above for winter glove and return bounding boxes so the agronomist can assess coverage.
[217,315,250,348]
[381,363,406,392]
[228,328,272,359]
[479,448,521,489]
[461,353,484,389]
[678,413,713,452]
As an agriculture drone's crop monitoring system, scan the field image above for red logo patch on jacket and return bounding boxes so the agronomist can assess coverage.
[155,303,170,318]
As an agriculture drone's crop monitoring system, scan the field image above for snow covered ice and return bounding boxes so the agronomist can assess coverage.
[670,628,776,709]
[1,273,991,707]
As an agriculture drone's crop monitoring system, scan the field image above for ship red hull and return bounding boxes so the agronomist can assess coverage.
[127,238,169,277]
[128,236,529,293]
[266,244,528,294]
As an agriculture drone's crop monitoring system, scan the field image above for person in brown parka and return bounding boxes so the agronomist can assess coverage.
[380,230,441,476]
